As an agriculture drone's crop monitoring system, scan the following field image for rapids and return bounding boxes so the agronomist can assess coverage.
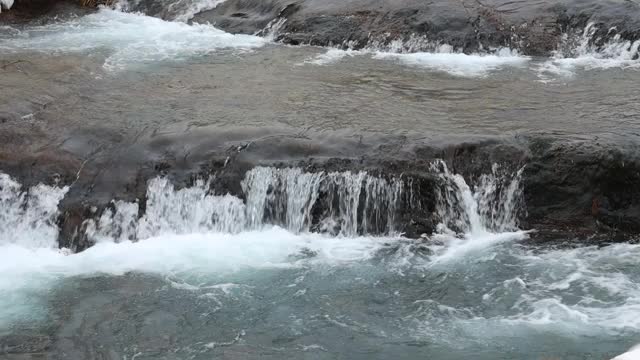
[0,164,638,359]
[1,3,640,359]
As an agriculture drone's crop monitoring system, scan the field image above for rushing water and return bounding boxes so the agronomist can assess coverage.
[1,164,639,359]
[1,4,640,359]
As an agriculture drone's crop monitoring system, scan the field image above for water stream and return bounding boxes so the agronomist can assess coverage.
[0,164,638,359]
[1,4,639,359]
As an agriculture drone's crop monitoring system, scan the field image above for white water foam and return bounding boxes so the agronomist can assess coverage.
[482,243,640,336]
[0,228,394,328]
[86,177,247,242]
[0,0,13,12]
[425,160,529,262]
[0,8,265,70]
[374,47,529,77]
[613,344,640,360]
[408,241,640,354]
[171,0,228,22]
[0,173,68,249]
[304,48,362,66]
[305,46,528,77]
[538,23,640,81]
[1,168,639,357]
[88,167,404,241]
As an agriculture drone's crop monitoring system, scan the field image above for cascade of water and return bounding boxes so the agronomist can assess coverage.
[0,163,523,248]
[0,0,13,12]
[537,22,640,80]
[260,18,287,41]
[242,167,324,233]
[361,175,404,235]
[325,171,367,236]
[85,200,139,243]
[475,164,525,232]
[86,177,247,242]
[555,22,640,60]
[86,161,524,244]
[0,173,69,248]
[87,167,405,242]
[242,167,404,236]
[431,160,524,236]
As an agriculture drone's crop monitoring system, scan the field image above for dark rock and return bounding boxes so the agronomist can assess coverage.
[3,0,640,56]
[3,131,637,252]
[523,138,640,239]
[0,0,96,24]
[187,0,640,56]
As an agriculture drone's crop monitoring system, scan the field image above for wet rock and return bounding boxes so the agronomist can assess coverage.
[0,334,52,357]
[1,104,638,251]
[524,138,640,240]
[3,0,640,56]
[189,0,640,56]
[0,0,96,24]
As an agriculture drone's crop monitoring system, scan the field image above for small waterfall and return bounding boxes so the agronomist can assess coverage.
[0,0,13,12]
[87,167,405,242]
[431,160,524,236]
[0,163,525,249]
[0,173,68,248]
[555,22,640,60]
[241,167,404,236]
[322,171,403,236]
[259,18,287,41]
[86,177,246,242]
[242,167,323,233]
[537,22,640,80]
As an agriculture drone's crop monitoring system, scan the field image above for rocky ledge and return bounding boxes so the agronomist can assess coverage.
[1,128,639,251]
[3,0,640,56]
[189,0,639,56]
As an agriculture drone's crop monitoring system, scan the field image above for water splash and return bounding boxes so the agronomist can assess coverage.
[431,160,524,236]
[0,0,13,12]
[612,344,640,360]
[87,167,405,242]
[242,167,323,233]
[0,9,265,71]
[304,41,528,77]
[259,17,287,41]
[538,22,640,80]
[0,173,68,248]
[240,167,404,236]
[426,160,528,262]
[171,0,228,22]
[373,47,529,77]
[86,177,246,242]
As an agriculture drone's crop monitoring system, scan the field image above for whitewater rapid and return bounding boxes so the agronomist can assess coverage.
[0,8,265,71]
[0,164,638,360]
[1,7,640,358]
[1,7,637,79]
